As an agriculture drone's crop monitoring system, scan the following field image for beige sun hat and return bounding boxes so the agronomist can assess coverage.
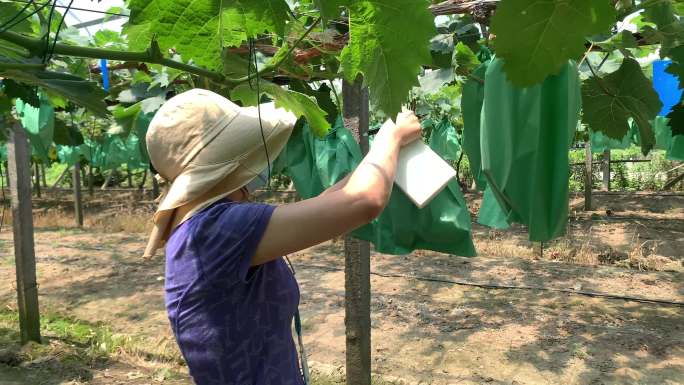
[143,88,297,258]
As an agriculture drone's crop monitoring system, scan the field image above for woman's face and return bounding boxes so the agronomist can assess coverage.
[237,186,251,202]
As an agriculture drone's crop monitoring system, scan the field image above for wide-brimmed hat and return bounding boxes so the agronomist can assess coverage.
[143,88,297,257]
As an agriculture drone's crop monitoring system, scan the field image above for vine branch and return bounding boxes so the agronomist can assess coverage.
[0,17,322,87]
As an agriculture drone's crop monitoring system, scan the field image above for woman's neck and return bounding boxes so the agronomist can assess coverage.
[171,188,247,230]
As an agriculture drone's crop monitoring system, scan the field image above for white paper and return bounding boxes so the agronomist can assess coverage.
[382,119,457,208]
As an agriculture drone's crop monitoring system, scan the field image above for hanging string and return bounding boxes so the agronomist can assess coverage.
[41,0,57,63]
[248,38,272,189]
[45,0,74,63]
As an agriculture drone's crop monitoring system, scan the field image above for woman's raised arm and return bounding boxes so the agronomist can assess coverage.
[252,112,421,266]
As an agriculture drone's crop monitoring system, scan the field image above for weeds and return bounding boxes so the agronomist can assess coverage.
[0,308,186,383]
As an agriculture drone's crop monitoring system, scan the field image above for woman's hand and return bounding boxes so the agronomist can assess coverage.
[394,111,423,146]
[376,111,422,147]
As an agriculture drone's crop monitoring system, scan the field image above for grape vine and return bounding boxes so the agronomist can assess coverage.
[0,0,682,156]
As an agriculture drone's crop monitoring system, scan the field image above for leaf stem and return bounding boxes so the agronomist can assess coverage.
[0,61,46,70]
[0,23,322,87]
[244,17,322,83]
[586,54,615,97]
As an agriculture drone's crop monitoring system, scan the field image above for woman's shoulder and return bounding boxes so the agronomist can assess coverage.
[172,200,274,241]
[196,200,274,224]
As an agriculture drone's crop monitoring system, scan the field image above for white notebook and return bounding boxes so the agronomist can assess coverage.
[381,119,457,208]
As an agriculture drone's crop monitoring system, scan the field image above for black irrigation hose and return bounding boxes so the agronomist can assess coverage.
[296,263,684,308]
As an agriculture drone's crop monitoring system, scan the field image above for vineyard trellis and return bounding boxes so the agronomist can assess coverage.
[0,1,683,384]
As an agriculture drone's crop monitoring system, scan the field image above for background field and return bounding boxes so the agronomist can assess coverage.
[0,190,681,385]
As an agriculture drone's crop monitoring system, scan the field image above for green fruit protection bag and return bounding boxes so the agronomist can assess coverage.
[274,119,476,256]
[590,127,633,153]
[15,93,54,164]
[428,119,460,162]
[479,57,581,242]
[461,61,489,191]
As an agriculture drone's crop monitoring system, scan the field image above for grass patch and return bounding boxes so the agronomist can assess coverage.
[310,372,405,385]
[0,308,185,378]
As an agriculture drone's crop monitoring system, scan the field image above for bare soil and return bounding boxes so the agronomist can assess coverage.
[0,190,682,385]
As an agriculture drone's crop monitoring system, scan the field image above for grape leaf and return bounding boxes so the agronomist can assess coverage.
[453,42,479,76]
[418,69,455,94]
[642,0,684,54]
[665,45,684,88]
[0,3,33,34]
[430,34,454,68]
[1,70,108,117]
[340,0,435,117]
[2,79,39,107]
[315,0,348,21]
[491,0,615,86]
[596,30,639,52]
[53,118,84,146]
[581,58,663,155]
[0,5,31,59]
[124,0,290,70]
[111,101,156,138]
[667,103,684,136]
[289,81,338,124]
[230,81,330,137]
[93,29,127,48]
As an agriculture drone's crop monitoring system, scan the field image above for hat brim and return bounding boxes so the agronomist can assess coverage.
[154,102,296,221]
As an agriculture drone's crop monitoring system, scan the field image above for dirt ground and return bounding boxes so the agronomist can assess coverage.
[0,190,682,385]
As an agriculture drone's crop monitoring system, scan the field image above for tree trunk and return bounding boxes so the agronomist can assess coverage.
[73,162,84,227]
[40,164,47,188]
[584,142,592,211]
[33,163,41,198]
[7,123,41,344]
[342,77,371,385]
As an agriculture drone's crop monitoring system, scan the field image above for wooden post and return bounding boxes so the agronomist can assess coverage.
[7,124,41,344]
[152,174,160,198]
[50,166,71,190]
[73,161,83,227]
[33,163,41,198]
[4,161,10,189]
[584,142,592,211]
[40,164,47,188]
[602,149,610,191]
[80,164,87,188]
[127,166,133,188]
[101,170,112,190]
[664,173,684,190]
[138,169,147,190]
[342,78,371,385]
[88,164,94,197]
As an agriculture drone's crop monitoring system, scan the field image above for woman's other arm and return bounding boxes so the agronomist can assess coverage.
[252,113,421,265]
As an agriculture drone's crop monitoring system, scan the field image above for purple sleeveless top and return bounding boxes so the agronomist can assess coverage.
[164,200,303,385]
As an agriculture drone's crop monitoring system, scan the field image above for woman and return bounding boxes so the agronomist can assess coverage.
[143,89,421,385]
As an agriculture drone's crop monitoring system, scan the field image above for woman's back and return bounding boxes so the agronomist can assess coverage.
[165,200,302,385]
